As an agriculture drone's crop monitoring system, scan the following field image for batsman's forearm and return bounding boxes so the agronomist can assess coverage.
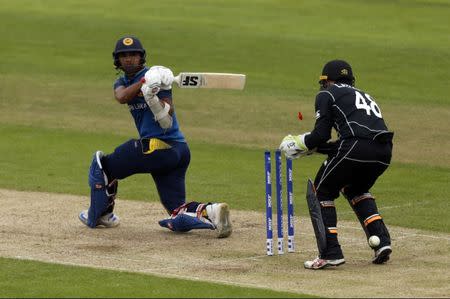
[144,94,173,129]
[114,81,143,104]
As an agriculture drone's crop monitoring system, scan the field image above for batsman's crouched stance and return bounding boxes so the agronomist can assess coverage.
[78,35,232,238]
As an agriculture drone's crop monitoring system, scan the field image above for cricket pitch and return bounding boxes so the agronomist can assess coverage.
[1,189,449,297]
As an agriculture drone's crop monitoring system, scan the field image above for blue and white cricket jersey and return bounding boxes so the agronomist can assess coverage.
[113,67,186,142]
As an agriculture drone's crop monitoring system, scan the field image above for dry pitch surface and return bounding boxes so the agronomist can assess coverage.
[1,189,449,298]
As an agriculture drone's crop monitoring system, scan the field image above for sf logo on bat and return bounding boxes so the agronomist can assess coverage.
[181,75,200,86]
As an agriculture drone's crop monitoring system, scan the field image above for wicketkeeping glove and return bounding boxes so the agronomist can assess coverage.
[279,133,312,159]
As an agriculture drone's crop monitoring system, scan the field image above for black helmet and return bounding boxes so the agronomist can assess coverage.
[112,36,146,68]
[319,59,355,86]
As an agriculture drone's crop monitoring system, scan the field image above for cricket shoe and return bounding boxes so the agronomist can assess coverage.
[206,203,232,238]
[304,257,345,270]
[372,245,392,264]
[78,210,120,228]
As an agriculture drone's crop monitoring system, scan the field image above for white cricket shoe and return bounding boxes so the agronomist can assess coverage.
[78,210,120,228]
[206,203,232,238]
[304,257,345,270]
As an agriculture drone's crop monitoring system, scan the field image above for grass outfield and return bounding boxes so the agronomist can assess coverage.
[0,258,305,298]
[0,0,449,297]
[0,124,448,232]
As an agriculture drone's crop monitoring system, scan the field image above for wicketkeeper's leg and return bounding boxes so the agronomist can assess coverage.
[306,179,344,260]
[341,188,391,249]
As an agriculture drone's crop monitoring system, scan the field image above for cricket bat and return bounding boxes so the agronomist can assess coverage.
[173,73,246,90]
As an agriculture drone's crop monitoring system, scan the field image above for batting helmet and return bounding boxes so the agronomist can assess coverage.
[112,36,146,68]
[319,59,355,86]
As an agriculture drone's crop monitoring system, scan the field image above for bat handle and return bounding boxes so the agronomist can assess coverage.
[172,75,181,87]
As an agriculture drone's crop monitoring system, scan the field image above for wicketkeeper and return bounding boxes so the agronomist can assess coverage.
[279,60,393,269]
[78,36,232,238]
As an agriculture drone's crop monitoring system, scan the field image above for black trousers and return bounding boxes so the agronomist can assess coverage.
[314,138,392,201]
[314,138,393,259]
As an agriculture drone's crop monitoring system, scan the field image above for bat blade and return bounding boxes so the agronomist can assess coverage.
[173,73,246,90]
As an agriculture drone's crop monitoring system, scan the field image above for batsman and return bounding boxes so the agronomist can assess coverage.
[279,60,393,269]
[78,36,232,238]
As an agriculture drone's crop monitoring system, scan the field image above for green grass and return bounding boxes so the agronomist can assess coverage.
[0,257,305,298]
[0,0,449,102]
[0,123,448,232]
[0,0,449,297]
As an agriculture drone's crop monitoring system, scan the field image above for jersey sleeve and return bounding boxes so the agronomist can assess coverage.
[304,91,334,149]
[113,77,126,90]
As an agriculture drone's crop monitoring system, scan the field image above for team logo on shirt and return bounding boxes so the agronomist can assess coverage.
[315,110,321,119]
[123,38,134,46]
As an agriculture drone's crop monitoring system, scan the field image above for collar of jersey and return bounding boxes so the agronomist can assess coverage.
[124,67,148,83]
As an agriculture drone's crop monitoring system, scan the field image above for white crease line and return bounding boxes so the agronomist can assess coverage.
[337,201,432,216]
[391,232,450,241]
[295,224,450,242]
[337,224,450,241]
[14,255,187,273]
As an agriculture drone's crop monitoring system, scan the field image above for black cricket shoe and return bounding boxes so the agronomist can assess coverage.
[372,246,392,264]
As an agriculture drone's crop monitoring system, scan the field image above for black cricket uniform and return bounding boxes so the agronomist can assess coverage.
[305,83,393,201]
[304,83,393,259]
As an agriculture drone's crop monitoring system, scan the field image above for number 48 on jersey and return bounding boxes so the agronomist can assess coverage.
[354,91,382,118]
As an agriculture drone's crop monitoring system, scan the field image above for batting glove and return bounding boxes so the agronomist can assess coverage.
[141,69,162,97]
[150,66,174,90]
[279,133,311,159]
